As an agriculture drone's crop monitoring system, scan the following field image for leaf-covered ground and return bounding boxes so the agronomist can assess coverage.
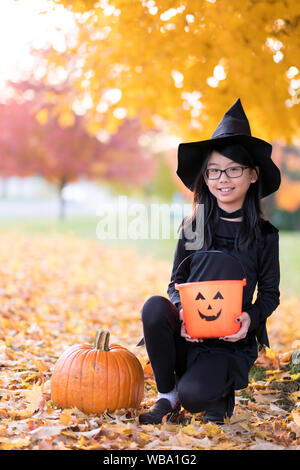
[0,231,300,450]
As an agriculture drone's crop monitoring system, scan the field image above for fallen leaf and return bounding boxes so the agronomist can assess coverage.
[0,232,299,450]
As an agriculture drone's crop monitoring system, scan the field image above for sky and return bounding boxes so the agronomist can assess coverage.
[0,0,76,97]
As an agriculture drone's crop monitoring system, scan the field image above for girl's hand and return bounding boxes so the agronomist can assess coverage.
[179,309,203,343]
[219,312,251,342]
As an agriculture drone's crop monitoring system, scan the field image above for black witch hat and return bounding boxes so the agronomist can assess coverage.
[177,98,281,198]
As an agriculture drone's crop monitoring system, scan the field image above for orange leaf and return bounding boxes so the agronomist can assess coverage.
[143,362,153,378]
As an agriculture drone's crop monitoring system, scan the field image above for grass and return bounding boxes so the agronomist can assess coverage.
[278,231,300,296]
[0,214,179,259]
[0,215,299,295]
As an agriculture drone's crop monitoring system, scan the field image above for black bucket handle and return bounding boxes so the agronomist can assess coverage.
[174,250,247,283]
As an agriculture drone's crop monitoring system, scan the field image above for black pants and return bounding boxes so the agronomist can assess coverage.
[141,295,234,413]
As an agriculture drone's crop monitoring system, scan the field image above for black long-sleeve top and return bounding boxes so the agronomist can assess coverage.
[167,216,280,348]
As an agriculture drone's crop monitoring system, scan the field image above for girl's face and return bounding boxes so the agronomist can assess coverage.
[203,150,259,212]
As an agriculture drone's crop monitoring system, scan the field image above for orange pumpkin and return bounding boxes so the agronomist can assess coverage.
[50,330,144,414]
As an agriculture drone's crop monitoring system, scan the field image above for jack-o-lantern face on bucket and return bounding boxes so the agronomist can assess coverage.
[175,278,246,338]
[196,290,224,321]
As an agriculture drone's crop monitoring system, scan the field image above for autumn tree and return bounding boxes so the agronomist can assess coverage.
[0,81,157,219]
[38,0,300,147]
[272,143,300,218]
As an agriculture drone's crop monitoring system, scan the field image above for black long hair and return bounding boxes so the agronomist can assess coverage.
[183,143,265,252]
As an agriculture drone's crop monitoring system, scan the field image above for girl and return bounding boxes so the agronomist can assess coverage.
[138,99,281,425]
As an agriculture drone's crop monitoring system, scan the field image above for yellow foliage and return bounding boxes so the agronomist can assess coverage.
[0,231,299,450]
[59,409,73,425]
[35,109,48,125]
[265,347,279,360]
[41,0,300,144]
[0,437,31,450]
[58,110,75,128]
[291,410,300,427]
[86,120,101,135]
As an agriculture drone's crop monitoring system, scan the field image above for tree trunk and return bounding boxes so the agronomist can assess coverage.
[58,175,67,220]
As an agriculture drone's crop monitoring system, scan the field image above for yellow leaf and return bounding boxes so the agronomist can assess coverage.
[8,409,33,419]
[139,431,150,441]
[31,358,49,372]
[202,422,222,436]
[290,390,300,401]
[77,435,86,447]
[182,424,201,436]
[291,410,300,427]
[23,383,44,414]
[59,409,73,425]
[265,347,279,359]
[56,441,69,450]
[0,437,30,450]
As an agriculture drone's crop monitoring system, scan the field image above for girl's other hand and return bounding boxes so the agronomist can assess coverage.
[219,312,251,342]
[179,308,203,343]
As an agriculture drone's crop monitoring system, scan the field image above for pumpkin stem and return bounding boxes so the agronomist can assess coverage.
[94,330,110,351]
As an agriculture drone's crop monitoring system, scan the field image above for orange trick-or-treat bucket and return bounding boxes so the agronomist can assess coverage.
[174,251,247,339]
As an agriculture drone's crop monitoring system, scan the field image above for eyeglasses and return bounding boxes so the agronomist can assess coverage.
[204,166,250,180]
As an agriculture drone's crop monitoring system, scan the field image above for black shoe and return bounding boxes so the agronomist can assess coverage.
[139,398,181,425]
[203,390,235,425]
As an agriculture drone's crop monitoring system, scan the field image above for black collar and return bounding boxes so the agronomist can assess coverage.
[218,207,243,219]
